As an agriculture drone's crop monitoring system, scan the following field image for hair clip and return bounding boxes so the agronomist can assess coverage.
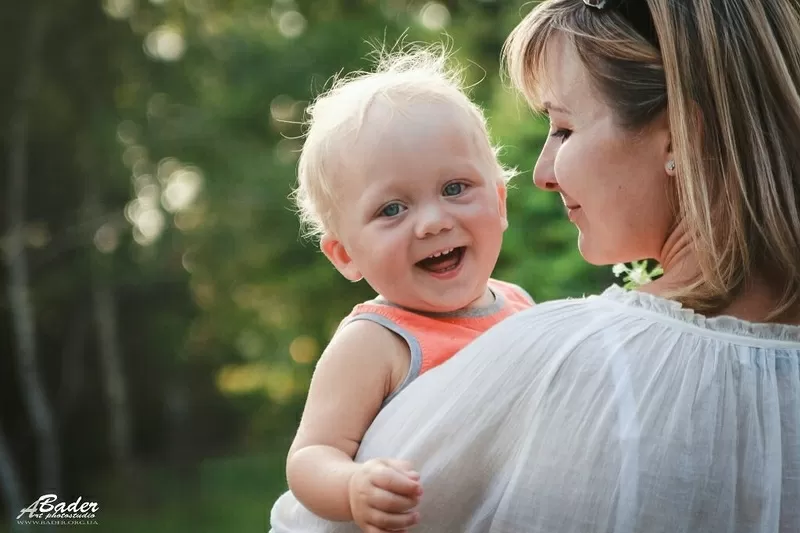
[583,0,626,10]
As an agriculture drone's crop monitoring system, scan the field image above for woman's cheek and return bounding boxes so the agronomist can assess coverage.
[556,140,591,195]
[552,147,571,190]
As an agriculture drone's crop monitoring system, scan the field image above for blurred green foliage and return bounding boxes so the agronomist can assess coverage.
[0,0,615,529]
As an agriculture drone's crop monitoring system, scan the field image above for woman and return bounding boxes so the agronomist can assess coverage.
[271,0,800,531]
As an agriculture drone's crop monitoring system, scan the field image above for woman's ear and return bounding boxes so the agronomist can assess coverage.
[321,235,363,282]
[665,139,677,176]
[653,109,675,176]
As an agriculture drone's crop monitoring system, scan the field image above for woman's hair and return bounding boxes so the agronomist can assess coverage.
[503,0,800,319]
[294,44,512,241]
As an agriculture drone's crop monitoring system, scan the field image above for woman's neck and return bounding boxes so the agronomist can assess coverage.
[637,222,696,296]
[719,279,800,324]
[637,224,800,325]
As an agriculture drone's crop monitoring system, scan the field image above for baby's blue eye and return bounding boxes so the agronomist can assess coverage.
[380,203,403,217]
[443,182,465,196]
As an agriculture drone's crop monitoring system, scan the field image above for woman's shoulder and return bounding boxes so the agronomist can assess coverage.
[499,284,800,348]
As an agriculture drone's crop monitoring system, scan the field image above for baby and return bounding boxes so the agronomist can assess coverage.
[276,46,533,533]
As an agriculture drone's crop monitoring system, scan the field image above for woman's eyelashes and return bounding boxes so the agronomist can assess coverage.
[550,128,572,142]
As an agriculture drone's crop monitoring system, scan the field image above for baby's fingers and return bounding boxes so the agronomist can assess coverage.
[371,465,421,497]
[367,486,419,514]
[363,508,419,533]
[382,458,417,478]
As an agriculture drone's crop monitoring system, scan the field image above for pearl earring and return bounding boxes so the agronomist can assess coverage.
[666,160,676,172]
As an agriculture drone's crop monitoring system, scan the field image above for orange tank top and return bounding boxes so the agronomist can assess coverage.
[340,278,534,404]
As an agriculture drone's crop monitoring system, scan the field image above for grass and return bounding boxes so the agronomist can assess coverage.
[3,448,290,533]
[101,452,288,533]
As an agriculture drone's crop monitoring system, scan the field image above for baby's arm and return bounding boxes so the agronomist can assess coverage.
[286,319,422,531]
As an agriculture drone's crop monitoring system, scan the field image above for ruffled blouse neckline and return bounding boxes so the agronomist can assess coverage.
[597,284,800,343]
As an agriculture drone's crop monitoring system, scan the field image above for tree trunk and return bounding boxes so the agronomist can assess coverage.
[165,379,191,467]
[84,195,133,471]
[3,5,60,500]
[58,305,88,419]
[0,428,27,533]
[92,277,133,469]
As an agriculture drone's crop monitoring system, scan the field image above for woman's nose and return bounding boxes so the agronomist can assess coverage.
[533,155,559,192]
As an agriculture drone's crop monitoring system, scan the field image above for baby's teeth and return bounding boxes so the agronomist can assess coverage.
[428,248,454,259]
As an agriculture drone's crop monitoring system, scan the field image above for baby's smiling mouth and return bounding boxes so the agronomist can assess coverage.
[415,247,465,273]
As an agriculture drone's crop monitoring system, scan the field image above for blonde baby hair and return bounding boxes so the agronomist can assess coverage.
[293,42,513,241]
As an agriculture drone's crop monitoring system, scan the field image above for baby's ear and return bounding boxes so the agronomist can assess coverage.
[497,184,508,231]
[321,235,363,282]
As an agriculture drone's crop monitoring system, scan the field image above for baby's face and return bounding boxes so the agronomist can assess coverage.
[326,102,508,313]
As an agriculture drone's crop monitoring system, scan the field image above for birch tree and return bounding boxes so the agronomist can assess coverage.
[3,5,60,499]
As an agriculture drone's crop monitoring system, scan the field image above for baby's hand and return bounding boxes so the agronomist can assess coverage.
[348,458,422,533]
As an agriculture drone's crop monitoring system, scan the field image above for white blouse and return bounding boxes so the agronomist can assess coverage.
[270,285,800,533]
